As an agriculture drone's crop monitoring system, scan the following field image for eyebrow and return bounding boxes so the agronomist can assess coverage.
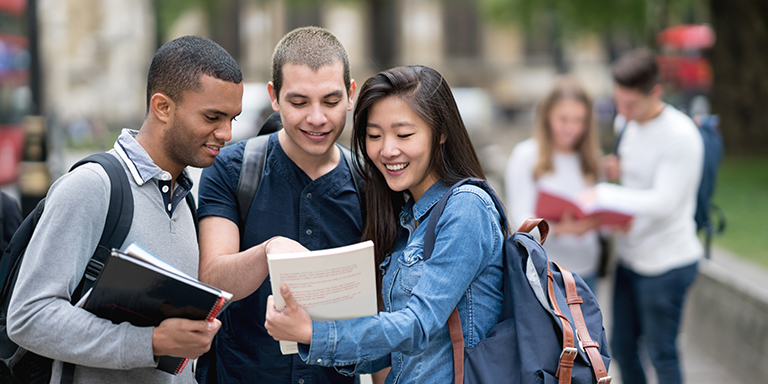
[205,108,241,118]
[367,121,417,129]
[284,90,345,99]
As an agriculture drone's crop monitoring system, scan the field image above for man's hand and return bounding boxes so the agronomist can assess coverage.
[151,318,221,359]
[264,237,309,255]
[265,284,312,345]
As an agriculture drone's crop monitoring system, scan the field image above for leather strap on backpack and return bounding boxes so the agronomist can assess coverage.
[546,266,577,384]
[516,218,549,244]
[447,308,464,384]
[553,262,612,383]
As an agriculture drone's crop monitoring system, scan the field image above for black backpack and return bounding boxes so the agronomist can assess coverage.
[0,153,134,384]
[614,112,725,258]
[234,112,365,234]
[0,153,198,384]
[423,179,611,384]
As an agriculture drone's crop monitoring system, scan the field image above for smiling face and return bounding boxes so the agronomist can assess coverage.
[270,61,355,164]
[549,98,589,153]
[163,74,242,171]
[365,96,437,201]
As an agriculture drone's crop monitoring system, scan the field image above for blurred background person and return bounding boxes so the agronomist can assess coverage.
[596,48,703,384]
[504,77,603,292]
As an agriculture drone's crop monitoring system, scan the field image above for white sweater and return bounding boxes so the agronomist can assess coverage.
[505,138,600,277]
[596,105,704,276]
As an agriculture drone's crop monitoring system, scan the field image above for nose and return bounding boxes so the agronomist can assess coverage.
[381,136,400,158]
[215,120,233,143]
[306,104,328,126]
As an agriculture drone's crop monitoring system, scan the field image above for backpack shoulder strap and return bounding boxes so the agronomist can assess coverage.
[186,192,198,237]
[422,178,507,262]
[338,144,367,220]
[69,153,134,298]
[236,135,270,229]
[613,119,629,155]
[61,153,134,384]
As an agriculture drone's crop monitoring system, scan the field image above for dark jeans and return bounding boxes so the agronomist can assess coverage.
[610,262,699,384]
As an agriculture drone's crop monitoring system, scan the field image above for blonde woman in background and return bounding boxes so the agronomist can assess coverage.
[504,77,603,292]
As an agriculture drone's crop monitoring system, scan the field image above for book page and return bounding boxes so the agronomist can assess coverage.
[267,240,377,354]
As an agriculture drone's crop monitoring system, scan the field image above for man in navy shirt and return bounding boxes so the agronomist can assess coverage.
[195,27,363,384]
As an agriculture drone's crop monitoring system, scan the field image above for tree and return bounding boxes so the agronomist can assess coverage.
[710,0,768,154]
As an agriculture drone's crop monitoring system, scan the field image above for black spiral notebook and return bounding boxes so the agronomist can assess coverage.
[80,243,232,375]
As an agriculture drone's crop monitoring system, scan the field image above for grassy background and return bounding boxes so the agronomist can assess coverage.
[711,156,768,268]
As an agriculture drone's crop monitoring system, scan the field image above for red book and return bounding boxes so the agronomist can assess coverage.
[535,190,633,227]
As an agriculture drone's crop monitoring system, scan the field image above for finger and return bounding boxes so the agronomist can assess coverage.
[207,319,221,333]
[281,283,298,310]
[266,295,276,318]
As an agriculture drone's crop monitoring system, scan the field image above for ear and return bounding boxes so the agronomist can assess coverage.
[268,82,280,112]
[150,93,174,123]
[651,84,664,100]
[346,79,357,111]
[440,133,447,145]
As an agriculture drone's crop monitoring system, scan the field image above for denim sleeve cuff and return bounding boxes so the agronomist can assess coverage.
[302,320,384,376]
[301,320,336,367]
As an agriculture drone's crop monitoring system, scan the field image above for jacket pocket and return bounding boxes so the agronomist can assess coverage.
[396,246,424,294]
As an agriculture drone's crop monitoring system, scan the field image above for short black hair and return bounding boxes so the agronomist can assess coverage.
[146,35,242,111]
[611,48,659,94]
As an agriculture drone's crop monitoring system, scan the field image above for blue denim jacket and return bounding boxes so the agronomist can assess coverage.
[300,181,504,383]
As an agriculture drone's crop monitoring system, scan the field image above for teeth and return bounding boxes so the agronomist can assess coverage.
[306,131,325,136]
[386,163,408,171]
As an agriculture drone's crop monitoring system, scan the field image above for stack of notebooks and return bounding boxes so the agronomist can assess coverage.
[79,243,232,374]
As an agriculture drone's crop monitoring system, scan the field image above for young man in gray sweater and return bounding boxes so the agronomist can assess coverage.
[7,35,243,384]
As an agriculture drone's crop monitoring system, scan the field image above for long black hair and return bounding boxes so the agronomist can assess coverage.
[351,65,486,294]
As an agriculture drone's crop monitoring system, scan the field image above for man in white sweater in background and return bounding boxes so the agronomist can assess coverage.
[596,48,704,384]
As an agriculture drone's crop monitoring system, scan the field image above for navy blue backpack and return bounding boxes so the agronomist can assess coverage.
[423,179,611,384]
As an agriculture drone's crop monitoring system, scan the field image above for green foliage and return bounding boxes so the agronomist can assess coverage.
[480,0,705,42]
[153,0,208,40]
[712,156,768,268]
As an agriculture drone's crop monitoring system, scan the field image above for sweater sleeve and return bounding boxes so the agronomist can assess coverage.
[595,124,704,219]
[7,164,157,370]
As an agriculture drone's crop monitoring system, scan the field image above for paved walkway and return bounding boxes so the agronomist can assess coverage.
[595,249,739,384]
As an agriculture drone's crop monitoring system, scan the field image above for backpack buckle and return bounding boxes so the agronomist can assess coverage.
[559,346,577,361]
[598,376,612,383]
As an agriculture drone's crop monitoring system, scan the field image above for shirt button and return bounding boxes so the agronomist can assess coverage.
[306,229,312,235]
[316,358,322,363]
[298,379,305,384]
[161,172,171,181]
[162,185,169,193]
[306,193,312,199]
[167,203,172,211]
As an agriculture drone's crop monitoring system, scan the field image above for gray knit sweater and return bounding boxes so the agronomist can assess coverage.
[8,147,199,384]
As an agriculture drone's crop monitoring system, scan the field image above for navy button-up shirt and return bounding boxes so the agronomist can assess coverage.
[197,133,363,383]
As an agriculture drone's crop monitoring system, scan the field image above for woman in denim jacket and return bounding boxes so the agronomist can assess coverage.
[265,65,505,383]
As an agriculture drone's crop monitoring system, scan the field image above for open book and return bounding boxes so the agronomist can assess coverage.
[535,189,633,227]
[81,243,232,375]
[267,240,377,354]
